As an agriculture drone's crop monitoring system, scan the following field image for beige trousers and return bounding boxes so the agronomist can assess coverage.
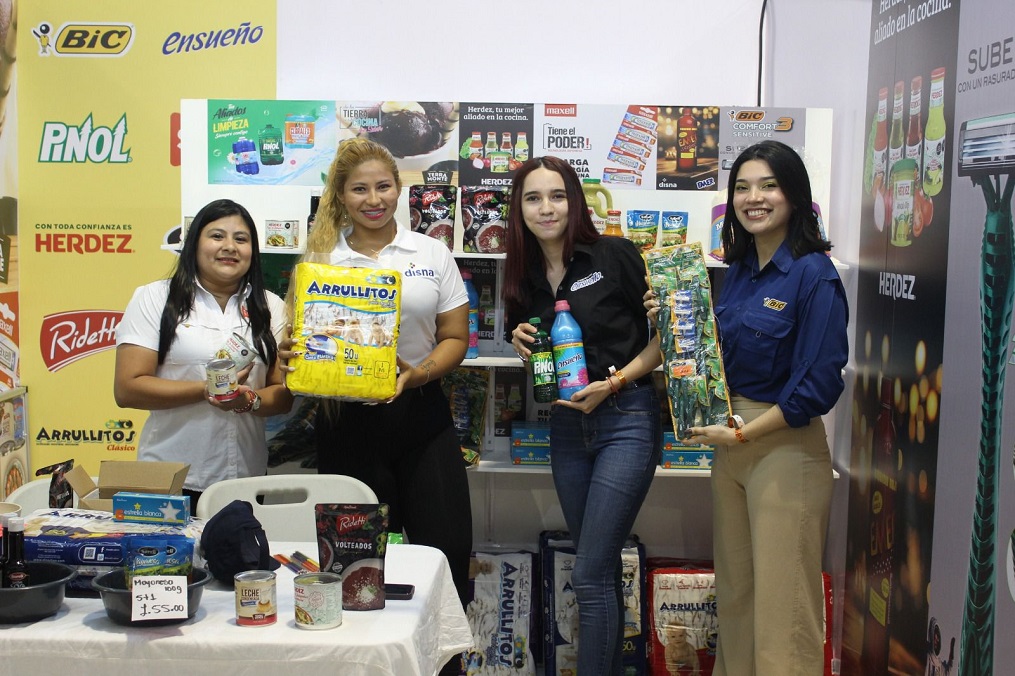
[712,395,832,676]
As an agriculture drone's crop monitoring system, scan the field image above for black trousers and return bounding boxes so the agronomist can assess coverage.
[316,381,473,610]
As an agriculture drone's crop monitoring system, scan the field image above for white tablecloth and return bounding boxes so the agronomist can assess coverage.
[0,543,473,676]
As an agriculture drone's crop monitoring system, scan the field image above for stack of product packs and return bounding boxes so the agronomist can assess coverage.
[456,549,538,675]
[643,242,732,438]
[646,558,718,676]
[540,530,648,675]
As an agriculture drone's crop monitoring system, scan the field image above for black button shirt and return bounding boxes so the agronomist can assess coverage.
[509,236,653,383]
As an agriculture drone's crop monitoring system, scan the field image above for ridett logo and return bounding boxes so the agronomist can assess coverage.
[40,310,121,372]
[42,22,135,57]
[39,114,132,163]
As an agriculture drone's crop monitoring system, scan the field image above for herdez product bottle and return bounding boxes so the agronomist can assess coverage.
[551,300,589,401]
[528,317,557,403]
[862,377,898,675]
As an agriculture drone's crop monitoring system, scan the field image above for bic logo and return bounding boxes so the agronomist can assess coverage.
[734,111,767,121]
[33,22,134,57]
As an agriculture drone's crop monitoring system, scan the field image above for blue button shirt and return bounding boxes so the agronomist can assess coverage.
[714,242,849,428]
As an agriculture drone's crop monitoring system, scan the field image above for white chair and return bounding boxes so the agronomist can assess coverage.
[7,476,101,514]
[195,474,378,542]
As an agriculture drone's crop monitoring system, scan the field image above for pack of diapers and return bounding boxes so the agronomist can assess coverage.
[288,262,401,401]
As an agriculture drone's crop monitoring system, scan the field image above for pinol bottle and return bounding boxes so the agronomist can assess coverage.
[551,300,589,401]
[461,270,480,359]
[528,317,557,403]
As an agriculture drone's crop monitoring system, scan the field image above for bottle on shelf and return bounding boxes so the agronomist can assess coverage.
[861,376,898,676]
[493,383,506,421]
[461,270,480,359]
[2,516,28,588]
[677,108,698,171]
[507,384,522,414]
[888,80,905,172]
[551,300,589,401]
[479,285,495,329]
[528,317,558,403]
[604,209,624,237]
[923,67,946,197]
[0,512,9,569]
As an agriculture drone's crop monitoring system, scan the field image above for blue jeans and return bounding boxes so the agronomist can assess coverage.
[550,383,661,676]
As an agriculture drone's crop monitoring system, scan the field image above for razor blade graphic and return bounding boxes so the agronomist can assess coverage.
[959,111,1015,676]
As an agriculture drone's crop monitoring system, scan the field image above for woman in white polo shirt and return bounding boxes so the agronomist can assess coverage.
[114,199,292,511]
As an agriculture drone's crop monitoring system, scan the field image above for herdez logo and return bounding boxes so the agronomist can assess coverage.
[33,22,135,57]
[39,114,132,164]
[40,310,121,372]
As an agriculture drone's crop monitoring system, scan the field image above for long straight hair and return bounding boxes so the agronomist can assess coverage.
[721,140,831,263]
[159,199,278,367]
[501,156,599,320]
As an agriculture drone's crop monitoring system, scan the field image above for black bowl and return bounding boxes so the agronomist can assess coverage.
[91,567,212,626]
[0,561,78,624]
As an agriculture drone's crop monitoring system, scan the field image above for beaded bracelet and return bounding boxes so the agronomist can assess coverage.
[232,391,255,414]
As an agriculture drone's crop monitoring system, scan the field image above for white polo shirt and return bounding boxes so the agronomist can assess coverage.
[323,222,467,366]
[115,279,287,492]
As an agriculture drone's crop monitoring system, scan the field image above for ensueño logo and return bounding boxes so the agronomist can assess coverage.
[40,310,122,372]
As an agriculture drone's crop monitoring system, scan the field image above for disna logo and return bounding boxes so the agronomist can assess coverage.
[53,23,135,56]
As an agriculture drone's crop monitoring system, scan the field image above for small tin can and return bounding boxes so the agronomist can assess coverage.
[216,332,257,371]
[294,572,343,630]
[206,358,240,401]
[265,219,299,248]
[235,570,277,626]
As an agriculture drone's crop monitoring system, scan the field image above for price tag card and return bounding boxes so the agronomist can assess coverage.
[131,575,188,622]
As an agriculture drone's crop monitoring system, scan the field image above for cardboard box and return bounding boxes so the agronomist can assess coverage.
[65,461,189,512]
[511,422,550,465]
[113,492,191,525]
[660,432,713,470]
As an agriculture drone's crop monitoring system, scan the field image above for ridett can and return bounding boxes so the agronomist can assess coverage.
[206,358,240,402]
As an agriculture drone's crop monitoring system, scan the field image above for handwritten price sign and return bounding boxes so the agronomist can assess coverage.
[131,576,188,622]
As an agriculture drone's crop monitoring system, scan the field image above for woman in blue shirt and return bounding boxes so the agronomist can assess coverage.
[672,141,848,675]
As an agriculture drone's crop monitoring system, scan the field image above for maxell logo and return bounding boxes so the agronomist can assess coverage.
[544,104,577,117]
[43,22,135,57]
[40,310,122,372]
[39,114,132,163]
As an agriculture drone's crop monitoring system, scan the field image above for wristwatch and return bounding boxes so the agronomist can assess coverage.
[250,391,262,412]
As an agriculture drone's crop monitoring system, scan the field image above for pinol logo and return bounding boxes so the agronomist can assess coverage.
[39,114,132,164]
[34,22,135,57]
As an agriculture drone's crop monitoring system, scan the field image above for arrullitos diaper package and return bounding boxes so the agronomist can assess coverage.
[288,262,401,401]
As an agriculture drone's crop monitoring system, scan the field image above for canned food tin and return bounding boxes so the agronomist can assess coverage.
[234,570,277,626]
[294,572,342,630]
[206,358,240,401]
[216,332,257,371]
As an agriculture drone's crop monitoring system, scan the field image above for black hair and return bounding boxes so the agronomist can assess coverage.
[721,140,831,263]
[158,199,278,368]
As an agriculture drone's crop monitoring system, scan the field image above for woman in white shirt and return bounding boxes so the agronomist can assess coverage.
[114,199,293,510]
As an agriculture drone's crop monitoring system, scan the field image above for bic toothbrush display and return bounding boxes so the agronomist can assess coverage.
[644,242,732,437]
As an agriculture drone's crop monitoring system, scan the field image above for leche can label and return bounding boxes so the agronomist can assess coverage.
[235,570,277,626]
[216,333,257,371]
[294,572,343,630]
[206,358,239,401]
